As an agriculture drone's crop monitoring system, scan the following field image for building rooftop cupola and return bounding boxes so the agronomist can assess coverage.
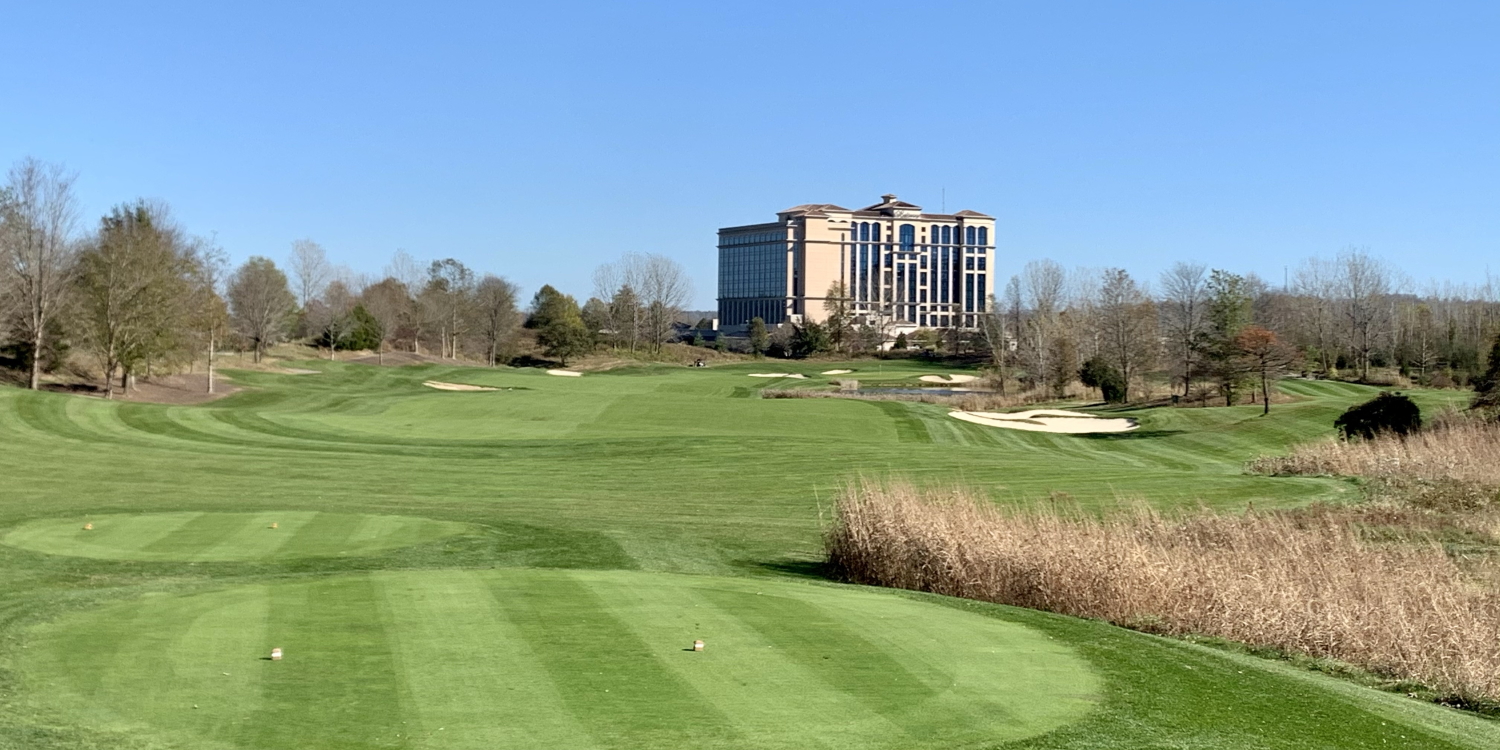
[865,193,921,217]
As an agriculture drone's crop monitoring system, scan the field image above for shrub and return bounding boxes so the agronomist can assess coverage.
[1473,332,1500,413]
[1078,356,1126,403]
[1335,391,1422,440]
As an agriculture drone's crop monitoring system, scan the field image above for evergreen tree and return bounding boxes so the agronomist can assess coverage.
[1079,356,1127,403]
[529,285,593,365]
[790,320,831,358]
[340,304,384,351]
[1473,331,1500,413]
[748,317,769,357]
[1205,270,1254,405]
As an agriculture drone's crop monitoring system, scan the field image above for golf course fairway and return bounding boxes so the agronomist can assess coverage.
[5,361,1499,748]
[20,569,1097,749]
[3,512,473,562]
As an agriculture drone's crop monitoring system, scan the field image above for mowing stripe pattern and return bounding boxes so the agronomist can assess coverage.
[19,570,1099,750]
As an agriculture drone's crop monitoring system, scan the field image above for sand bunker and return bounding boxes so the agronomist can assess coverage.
[423,381,499,392]
[276,368,321,375]
[920,374,980,384]
[749,373,808,379]
[546,369,583,377]
[950,409,1139,434]
[821,369,854,375]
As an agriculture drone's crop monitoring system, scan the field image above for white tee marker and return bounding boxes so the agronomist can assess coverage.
[693,640,705,652]
[270,648,283,661]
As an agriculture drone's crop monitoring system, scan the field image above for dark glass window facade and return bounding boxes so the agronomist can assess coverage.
[717,229,788,327]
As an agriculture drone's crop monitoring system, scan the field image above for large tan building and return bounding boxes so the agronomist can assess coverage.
[717,194,994,334]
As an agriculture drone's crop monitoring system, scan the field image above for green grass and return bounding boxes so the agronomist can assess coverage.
[19,569,1097,750]
[3,512,472,562]
[0,360,1490,749]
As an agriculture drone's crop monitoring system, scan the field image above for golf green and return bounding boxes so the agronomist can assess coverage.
[20,569,1098,749]
[2,511,472,562]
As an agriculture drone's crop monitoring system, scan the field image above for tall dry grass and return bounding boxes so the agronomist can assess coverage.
[1248,415,1500,495]
[827,481,1500,706]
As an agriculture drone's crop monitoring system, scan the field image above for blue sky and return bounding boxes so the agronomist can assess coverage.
[3,1,1496,307]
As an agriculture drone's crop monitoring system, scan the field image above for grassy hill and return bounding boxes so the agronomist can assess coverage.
[0,361,1491,749]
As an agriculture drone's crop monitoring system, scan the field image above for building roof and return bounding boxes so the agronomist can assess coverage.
[777,203,851,216]
[860,193,923,212]
[953,209,994,218]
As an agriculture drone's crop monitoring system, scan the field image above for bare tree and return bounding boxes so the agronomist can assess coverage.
[227,256,296,362]
[1336,247,1393,382]
[1015,260,1067,390]
[186,238,230,393]
[1159,262,1209,398]
[307,279,357,359]
[472,275,520,366]
[1093,268,1157,402]
[823,281,854,354]
[0,158,80,390]
[383,250,428,354]
[423,259,475,359]
[979,293,1010,394]
[1291,257,1338,375]
[289,239,332,309]
[622,253,692,355]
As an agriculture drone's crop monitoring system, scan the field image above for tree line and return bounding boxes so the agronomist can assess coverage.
[981,253,1499,409]
[0,158,700,395]
[757,251,1497,411]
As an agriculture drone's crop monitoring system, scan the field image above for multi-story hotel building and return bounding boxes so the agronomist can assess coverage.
[717,194,994,334]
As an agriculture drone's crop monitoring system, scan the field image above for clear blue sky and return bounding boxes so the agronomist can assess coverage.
[4,1,1497,307]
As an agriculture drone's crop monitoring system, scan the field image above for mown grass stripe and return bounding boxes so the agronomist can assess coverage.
[277,511,362,558]
[490,571,742,749]
[194,511,314,561]
[585,575,896,749]
[695,586,951,738]
[374,571,601,749]
[244,575,407,748]
[139,512,258,559]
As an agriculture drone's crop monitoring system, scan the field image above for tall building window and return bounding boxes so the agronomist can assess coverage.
[940,225,951,244]
[978,227,988,246]
[871,223,881,242]
[899,224,915,252]
[965,226,976,245]
[859,222,869,241]
[859,246,869,301]
[965,275,974,312]
[940,249,950,303]
[977,274,986,311]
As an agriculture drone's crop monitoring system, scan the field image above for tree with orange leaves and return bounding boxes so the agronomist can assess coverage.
[1235,325,1299,415]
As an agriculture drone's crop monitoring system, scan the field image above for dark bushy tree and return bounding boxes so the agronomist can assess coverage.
[1335,391,1422,440]
[790,320,831,358]
[1079,356,1127,403]
[528,285,593,365]
[1473,331,1500,413]
[892,332,909,351]
[339,305,383,351]
[748,317,769,357]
